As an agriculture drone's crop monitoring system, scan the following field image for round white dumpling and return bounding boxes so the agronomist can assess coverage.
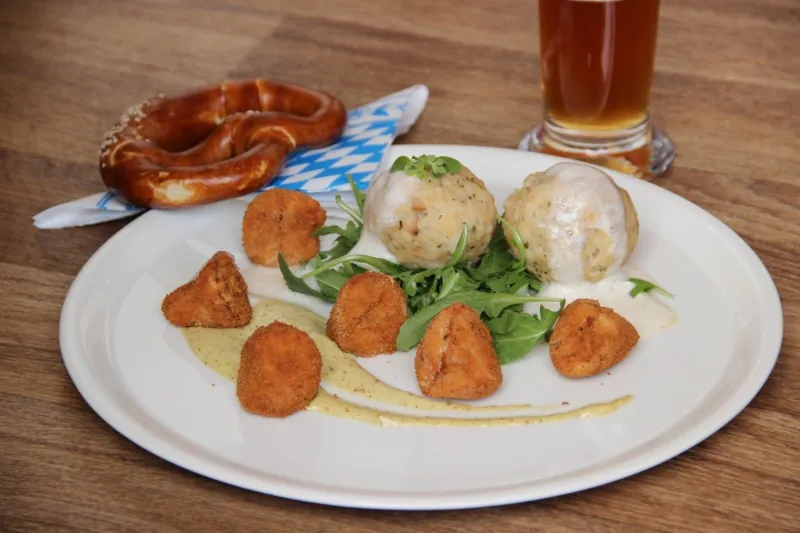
[360,164,498,268]
[502,162,639,283]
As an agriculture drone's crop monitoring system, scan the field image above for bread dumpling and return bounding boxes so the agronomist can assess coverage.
[502,162,639,283]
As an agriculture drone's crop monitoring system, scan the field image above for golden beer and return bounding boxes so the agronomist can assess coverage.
[539,0,661,132]
[523,0,673,178]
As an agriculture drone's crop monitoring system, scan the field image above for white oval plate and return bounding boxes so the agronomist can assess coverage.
[60,145,783,510]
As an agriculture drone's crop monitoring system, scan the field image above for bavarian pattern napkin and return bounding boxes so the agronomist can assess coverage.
[33,85,429,229]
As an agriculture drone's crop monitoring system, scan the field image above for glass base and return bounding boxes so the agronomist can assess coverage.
[519,124,675,180]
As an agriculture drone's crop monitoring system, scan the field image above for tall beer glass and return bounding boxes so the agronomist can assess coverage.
[520,0,674,178]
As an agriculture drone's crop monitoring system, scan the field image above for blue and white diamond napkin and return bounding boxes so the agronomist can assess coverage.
[32,84,429,229]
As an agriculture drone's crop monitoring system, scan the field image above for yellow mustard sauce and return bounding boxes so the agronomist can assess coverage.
[182,298,632,427]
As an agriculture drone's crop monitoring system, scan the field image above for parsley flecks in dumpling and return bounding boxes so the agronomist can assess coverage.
[502,162,639,283]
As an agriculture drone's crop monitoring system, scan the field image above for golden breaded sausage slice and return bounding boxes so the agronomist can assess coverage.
[326,271,409,357]
[549,298,640,378]
[161,250,252,328]
[236,321,322,417]
[415,302,503,400]
[242,188,327,267]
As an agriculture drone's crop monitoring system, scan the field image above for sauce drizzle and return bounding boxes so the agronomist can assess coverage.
[182,298,633,427]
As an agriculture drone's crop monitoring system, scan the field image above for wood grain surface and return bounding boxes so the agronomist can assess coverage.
[1,0,798,531]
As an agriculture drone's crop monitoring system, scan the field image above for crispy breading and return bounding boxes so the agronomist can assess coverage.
[549,298,640,378]
[242,188,327,267]
[236,321,322,417]
[326,272,408,357]
[161,251,252,328]
[415,302,503,400]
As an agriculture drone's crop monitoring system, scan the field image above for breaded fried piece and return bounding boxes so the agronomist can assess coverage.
[415,303,503,400]
[326,272,408,357]
[161,251,251,328]
[242,188,327,267]
[236,321,322,417]
[549,298,640,378]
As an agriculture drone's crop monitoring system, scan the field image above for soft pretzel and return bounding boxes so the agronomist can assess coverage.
[98,79,347,208]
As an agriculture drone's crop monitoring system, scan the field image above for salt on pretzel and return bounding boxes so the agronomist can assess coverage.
[98,79,347,208]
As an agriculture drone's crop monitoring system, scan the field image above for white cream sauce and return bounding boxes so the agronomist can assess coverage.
[542,162,629,282]
[345,169,422,265]
[527,271,679,338]
[347,227,399,264]
[362,169,419,231]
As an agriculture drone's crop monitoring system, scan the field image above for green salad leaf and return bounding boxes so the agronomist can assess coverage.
[313,263,367,300]
[279,174,566,365]
[300,254,406,279]
[628,277,674,299]
[497,215,527,272]
[467,229,515,280]
[312,174,365,262]
[314,220,360,262]
[467,225,541,293]
[445,223,470,267]
[486,303,564,364]
[277,254,334,302]
[349,173,366,214]
[395,291,563,352]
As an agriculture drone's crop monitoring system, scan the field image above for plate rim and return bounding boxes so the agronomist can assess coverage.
[59,143,785,510]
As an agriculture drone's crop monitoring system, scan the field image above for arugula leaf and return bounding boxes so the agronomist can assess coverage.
[312,176,365,262]
[335,194,362,225]
[445,224,469,268]
[438,268,479,299]
[390,228,474,313]
[468,228,515,281]
[314,225,351,237]
[399,267,437,309]
[414,279,442,310]
[277,254,334,302]
[400,266,478,313]
[396,269,428,298]
[300,259,368,301]
[487,304,563,364]
[314,268,354,300]
[346,173,366,216]
[395,291,562,351]
[301,254,406,279]
[629,278,674,299]
[314,220,361,261]
[482,270,537,295]
[390,154,463,179]
[340,262,367,277]
[497,215,527,272]
[464,223,542,295]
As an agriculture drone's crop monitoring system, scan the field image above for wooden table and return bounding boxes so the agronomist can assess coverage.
[2,0,798,531]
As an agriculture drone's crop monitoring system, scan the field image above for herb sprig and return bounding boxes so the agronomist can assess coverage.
[390,154,463,178]
[628,278,674,299]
